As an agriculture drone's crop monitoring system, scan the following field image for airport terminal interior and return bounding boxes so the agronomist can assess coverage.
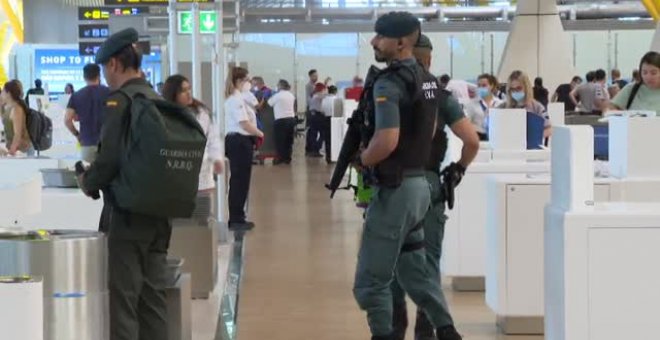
[2,0,660,339]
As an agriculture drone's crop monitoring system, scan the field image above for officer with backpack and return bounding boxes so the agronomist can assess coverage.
[389,34,480,340]
[351,12,461,340]
[77,28,206,340]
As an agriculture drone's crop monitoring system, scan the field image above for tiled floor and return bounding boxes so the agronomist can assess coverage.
[233,149,543,340]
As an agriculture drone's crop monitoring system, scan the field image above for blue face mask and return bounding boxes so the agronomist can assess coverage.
[477,87,491,99]
[511,91,526,102]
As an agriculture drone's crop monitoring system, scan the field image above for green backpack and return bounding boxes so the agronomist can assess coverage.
[110,85,207,218]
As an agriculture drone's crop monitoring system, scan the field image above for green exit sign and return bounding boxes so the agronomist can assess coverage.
[177,11,218,34]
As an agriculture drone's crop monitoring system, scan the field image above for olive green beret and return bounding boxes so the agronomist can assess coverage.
[415,34,433,50]
[95,28,139,65]
[375,11,421,39]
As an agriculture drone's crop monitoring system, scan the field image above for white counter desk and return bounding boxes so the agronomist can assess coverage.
[443,160,550,291]
[13,188,102,231]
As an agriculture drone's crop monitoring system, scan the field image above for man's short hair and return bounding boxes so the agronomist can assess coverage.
[572,76,583,83]
[440,74,451,84]
[308,69,317,77]
[35,79,42,88]
[252,76,265,85]
[328,85,338,94]
[611,69,621,79]
[594,69,607,81]
[83,64,101,81]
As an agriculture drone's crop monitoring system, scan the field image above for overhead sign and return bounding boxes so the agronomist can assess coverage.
[34,49,98,93]
[79,42,104,56]
[78,24,110,39]
[104,0,214,4]
[177,11,218,34]
[78,6,149,21]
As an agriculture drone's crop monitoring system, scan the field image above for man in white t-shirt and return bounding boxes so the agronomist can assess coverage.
[268,79,297,165]
[320,85,341,164]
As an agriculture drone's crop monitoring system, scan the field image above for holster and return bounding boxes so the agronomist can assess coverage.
[374,161,404,188]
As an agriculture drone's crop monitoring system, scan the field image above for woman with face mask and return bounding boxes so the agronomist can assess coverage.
[464,74,502,140]
[224,67,264,231]
[610,51,660,115]
[500,70,552,138]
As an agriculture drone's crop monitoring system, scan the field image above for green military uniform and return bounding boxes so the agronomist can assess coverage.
[353,13,451,339]
[82,28,171,340]
[390,92,465,339]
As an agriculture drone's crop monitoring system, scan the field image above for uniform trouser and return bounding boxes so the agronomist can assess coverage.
[390,172,454,338]
[354,176,449,337]
[81,145,99,163]
[101,204,172,340]
[305,111,322,153]
[320,116,332,161]
[225,133,255,223]
[274,117,296,163]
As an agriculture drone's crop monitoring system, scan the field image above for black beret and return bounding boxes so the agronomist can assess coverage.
[416,34,433,50]
[95,28,139,65]
[375,11,421,39]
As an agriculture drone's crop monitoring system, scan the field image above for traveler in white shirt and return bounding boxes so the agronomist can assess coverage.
[162,74,223,226]
[463,73,503,140]
[320,85,341,164]
[224,67,264,231]
[268,79,297,165]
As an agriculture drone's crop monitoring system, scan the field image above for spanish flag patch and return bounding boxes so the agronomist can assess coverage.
[106,100,118,107]
[376,96,388,103]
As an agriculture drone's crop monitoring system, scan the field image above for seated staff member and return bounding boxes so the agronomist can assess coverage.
[610,51,660,115]
[268,79,297,165]
[499,70,552,138]
[464,73,502,140]
[225,67,264,231]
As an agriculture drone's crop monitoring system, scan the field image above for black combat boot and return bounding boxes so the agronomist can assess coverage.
[391,302,408,340]
[436,325,462,340]
[414,309,436,340]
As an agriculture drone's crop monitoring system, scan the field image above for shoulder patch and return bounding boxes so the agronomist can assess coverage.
[376,96,388,103]
[106,100,119,107]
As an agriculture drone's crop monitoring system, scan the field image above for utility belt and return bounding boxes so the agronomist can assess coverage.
[364,164,425,189]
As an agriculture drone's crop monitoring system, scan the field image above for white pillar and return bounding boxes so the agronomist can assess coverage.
[168,0,178,75]
[213,2,226,224]
[191,2,202,99]
[651,22,660,52]
[497,0,575,94]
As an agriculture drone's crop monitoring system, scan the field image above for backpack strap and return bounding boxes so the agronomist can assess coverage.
[626,82,643,110]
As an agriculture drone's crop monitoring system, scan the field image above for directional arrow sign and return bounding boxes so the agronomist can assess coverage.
[78,6,148,21]
[177,11,218,34]
[79,42,104,56]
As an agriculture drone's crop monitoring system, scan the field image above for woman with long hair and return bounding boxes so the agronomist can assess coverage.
[500,70,552,138]
[224,67,263,230]
[611,51,660,114]
[1,80,33,156]
[162,74,223,223]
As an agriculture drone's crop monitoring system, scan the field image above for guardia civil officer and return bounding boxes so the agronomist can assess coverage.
[390,34,480,340]
[352,12,455,340]
[78,28,172,340]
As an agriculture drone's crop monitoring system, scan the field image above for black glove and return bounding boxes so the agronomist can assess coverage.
[75,161,100,200]
[440,162,466,210]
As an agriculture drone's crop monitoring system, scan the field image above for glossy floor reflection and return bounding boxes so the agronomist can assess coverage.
[237,148,543,340]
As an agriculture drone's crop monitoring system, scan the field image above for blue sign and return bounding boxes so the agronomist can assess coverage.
[34,49,98,93]
[34,48,163,94]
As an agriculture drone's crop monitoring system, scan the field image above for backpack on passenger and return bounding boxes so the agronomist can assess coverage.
[110,85,207,218]
[26,108,53,154]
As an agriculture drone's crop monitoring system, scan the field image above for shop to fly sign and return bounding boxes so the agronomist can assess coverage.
[177,11,218,34]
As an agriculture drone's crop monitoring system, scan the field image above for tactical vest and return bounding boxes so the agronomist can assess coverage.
[365,61,440,187]
[426,89,452,174]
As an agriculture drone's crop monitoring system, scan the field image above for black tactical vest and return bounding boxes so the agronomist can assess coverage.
[366,61,440,186]
[426,89,452,173]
